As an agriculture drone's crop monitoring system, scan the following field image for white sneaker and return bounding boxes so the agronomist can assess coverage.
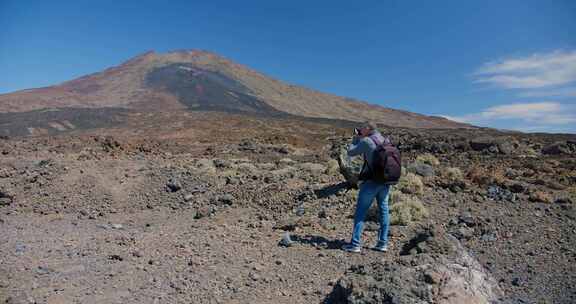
[372,244,388,252]
[342,244,361,253]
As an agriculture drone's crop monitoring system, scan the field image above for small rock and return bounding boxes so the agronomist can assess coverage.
[194,206,212,219]
[547,181,566,191]
[555,197,573,205]
[218,194,234,205]
[458,212,475,227]
[248,272,260,281]
[108,254,123,261]
[295,205,305,216]
[15,243,26,255]
[455,226,474,240]
[364,222,379,231]
[0,197,11,206]
[488,145,499,153]
[481,233,497,242]
[184,194,194,202]
[511,277,522,286]
[279,232,293,247]
[423,270,442,284]
[508,183,527,194]
[274,218,298,231]
[0,191,12,206]
[487,185,516,202]
[110,224,123,230]
[279,158,296,165]
[35,266,53,275]
[213,159,228,168]
[166,179,182,192]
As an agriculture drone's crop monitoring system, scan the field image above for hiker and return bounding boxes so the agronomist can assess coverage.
[342,121,394,253]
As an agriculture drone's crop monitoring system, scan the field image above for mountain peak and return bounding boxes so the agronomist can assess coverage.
[0,49,471,130]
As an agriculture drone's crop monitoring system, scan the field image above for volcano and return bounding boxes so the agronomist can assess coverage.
[0,50,470,136]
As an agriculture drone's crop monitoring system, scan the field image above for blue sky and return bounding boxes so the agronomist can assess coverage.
[1,0,575,133]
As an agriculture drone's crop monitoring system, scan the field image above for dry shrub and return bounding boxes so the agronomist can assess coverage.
[529,191,554,204]
[436,166,467,191]
[366,190,415,223]
[568,187,576,203]
[444,167,463,181]
[344,189,359,202]
[325,159,340,175]
[467,165,506,186]
[365,190,404,220]
[218,170,239,178]
[397,172,424,195]
[522,147,540,158]
[194,158,216,175]
[234,162,259,174]
[390,196,429,226]
[388,189,405,204]
[416,153,440,166]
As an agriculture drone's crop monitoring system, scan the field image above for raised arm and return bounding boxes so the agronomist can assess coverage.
[347,137,369,157]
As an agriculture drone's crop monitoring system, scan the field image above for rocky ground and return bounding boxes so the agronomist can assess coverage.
[0,119,575,303]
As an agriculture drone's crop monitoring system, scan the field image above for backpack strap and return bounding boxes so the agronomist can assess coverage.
[368,134,391,147]
[368,135,382,146]
[363,135,383,177]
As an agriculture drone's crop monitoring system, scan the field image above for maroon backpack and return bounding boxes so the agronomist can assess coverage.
[367,135,402,184]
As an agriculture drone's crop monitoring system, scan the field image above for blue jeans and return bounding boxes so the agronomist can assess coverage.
[350,181,391,247]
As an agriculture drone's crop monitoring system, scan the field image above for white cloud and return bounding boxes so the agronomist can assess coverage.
[446,101,576,133]
[518,87,576,98]
[458,50,576,133]
[474,50,576,89]
[473,102,561,120]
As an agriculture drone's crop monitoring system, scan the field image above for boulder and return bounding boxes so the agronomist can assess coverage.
[469,136,495,151]
[542,141,575,155]
[335,144,364,188]
[469,136,519,154]
[486,185,516,202]
[506,182,528,194]
[407,162,435,177]
[327,228,502,304]
[496,141,516,155]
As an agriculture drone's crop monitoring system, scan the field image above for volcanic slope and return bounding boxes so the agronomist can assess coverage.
[0,50,469,136]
